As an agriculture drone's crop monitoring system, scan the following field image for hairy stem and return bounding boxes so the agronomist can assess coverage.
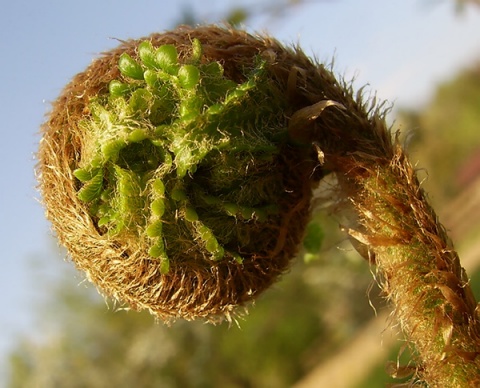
[291,58,480,384]
[337,147,480,386]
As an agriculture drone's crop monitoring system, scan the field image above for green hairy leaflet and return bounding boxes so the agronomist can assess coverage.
[73,38,285,270]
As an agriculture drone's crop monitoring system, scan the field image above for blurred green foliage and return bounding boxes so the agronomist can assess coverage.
[8,246,377,387]
[399,64,480,205]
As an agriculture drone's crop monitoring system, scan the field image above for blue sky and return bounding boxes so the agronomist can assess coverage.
[1,0,479,381]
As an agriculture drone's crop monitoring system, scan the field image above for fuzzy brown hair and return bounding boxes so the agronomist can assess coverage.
[38,25,323,322]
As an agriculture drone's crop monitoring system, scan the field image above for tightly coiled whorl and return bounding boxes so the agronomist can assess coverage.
[38,25,341,321]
